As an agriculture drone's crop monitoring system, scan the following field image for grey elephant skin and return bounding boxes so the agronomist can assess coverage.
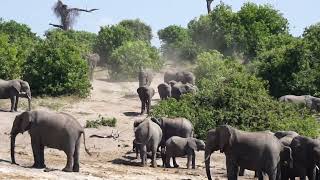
[171,82,198,100]
[279,95,316,109]
[164,70,195,85]
[137,86,155,115]
[85,53,100,81]
[285,136,320,180]
[157,83,171,100]
[134,119,163,167]
[205,125,292,180]
[138,68,153,87]
[0,79,31,112]
[10,110,91,172]
[163,136,205,169]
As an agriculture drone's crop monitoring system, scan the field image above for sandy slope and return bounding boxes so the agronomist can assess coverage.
[0,64,255,179]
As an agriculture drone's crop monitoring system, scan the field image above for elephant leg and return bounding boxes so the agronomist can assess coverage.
[62,144,75,172]
[151,146,157,168]
[187,154,191,169]
[173,157,179,168]
[306,167,316,180]
[165,154,171,168]
[39,144,46,168]
[226,157,238,180]
[14,96,19,111]
[258,171,264,180]
[10,96,16,112]
[73,139,80,172]
[238,167,245,176]
[31,137,44,168]
[140,145,147,166]
[192,152,196,169]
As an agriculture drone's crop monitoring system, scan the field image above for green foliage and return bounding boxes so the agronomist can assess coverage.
[188,2,289,60]
[158,25,190,44]
[152,51,320,139]
[119,19,152,43]
[0,20,39,79]
[23,31,91,97]
[85,115,117,128]
[109,40,163,79]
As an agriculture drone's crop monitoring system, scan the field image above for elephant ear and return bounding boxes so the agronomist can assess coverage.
[281,146,293,168]
[11,80,21,93]
[187,138,198,151]
[218,125,233,153]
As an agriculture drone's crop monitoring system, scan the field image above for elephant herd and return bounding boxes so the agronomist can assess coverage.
[137,69,197,115]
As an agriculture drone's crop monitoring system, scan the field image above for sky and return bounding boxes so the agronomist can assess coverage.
[1,0,320,47]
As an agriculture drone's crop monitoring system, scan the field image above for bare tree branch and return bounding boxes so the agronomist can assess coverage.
[69,8,99,13]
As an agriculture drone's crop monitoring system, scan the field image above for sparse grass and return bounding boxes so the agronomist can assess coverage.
[85,115,117,128]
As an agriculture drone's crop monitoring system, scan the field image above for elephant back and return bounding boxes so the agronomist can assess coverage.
[162,117,193,141]
[164,71,178,84]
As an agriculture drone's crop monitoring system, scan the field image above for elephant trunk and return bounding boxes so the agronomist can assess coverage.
[10,133,17,164]
[27,90,31,111]
[205,150,213,180]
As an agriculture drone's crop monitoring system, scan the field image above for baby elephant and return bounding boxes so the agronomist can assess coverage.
[137,86,155,115]
[157,83,171,100]
[163,136,205,169]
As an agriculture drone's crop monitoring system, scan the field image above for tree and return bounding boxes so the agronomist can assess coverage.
[0,20,39,79]
[206,0,214,14]
[23,31,91,97]
[109,40,163,80]
[158,25,190,45]
[119,19,152,43]
[50,0,98,30]
[95,25,135,64]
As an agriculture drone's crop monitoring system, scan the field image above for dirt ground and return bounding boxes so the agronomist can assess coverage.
[0,63,256,180]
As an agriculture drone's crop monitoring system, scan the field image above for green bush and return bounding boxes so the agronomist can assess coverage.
[152,51,320,139]
[85,115,117,128]
[23,31,91,97]
[109,40,163,80]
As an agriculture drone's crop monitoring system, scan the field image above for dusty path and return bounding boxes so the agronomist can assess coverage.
[0,64,255,179]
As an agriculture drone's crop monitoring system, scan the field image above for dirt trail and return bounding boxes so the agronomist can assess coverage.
[0,63,255,179]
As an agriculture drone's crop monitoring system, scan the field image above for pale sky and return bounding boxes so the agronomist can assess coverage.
[1,0,319,46]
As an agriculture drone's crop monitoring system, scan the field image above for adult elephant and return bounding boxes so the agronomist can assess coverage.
[85,53,100,81]
[134,119,162,167]
[157,83,171,100]
[171,82,198,100]
[10,110,91,172]
[137,86,155,115]
[279,95,313,107]
[138,67,153,87]
[286,136,320,180]
[205,125,292,180]
[164,70,195,85]
[0,79,31,112]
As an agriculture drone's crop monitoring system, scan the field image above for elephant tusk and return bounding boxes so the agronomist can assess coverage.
[316,165,319,171]
[203,154,211,163]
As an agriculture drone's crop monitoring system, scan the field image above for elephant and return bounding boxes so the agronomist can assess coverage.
[138,67,153,87]
[134,119,163,167]
[164,70,195,85]
[205,125,293,180]
[85,53,100,81]
[10,110,91,172]
[279,95,315,109]
[157,83,171,100]
[283,136,320,180]
[308,96,320,112]
[0,79,31,112]
[137,86,155,115]
[171,82,198,100]
[163,136,205,169]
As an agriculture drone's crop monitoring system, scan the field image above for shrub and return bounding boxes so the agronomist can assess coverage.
[23,32,91,97]
[109,40,163,80]
[152,51,320,139]
[85,115,117,128]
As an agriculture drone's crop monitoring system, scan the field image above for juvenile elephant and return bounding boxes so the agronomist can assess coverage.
[10,110,91,172]
[285,136,320,180]
[164,70,195,85]
[163,136,205,169]
[138,68,153,87]
[137,86,155,115]
[157,83,171,100]
[134,119,163,167]
[171,83,198,100]
[0,79,31,112]
[205,125,292,180]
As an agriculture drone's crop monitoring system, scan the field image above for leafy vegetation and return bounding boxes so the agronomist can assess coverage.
[152,51,320,139]
[23,31,91,97]
[85,115,117,128]
[119,19,152,43]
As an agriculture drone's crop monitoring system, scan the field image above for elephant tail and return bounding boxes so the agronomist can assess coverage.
[82,131,92,156]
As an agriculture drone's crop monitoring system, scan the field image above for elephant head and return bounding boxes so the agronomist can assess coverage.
[10,111,33,164]
[205,125,234,180]
[187,138,205,152]
[13,80,32,111]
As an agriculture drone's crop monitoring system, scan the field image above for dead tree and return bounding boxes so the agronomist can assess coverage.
[50,0,98,30]
[206,0,214,14]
